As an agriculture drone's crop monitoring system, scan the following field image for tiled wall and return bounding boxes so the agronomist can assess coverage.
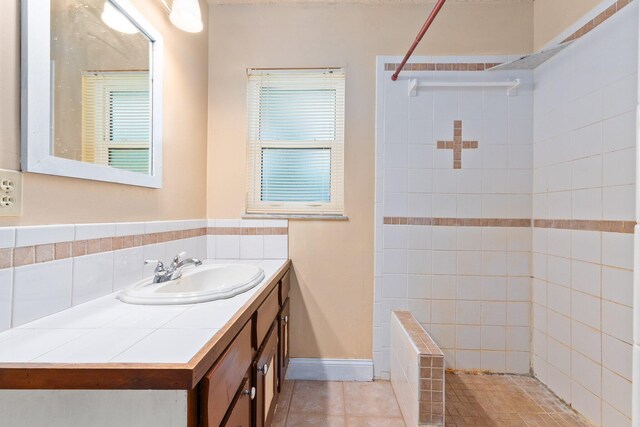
[531,2,637,426]
[0,219,288,332]
[374,55,534,378]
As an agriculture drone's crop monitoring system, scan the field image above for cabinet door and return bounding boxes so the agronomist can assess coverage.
[278,298,290,392]
[221,375,254,427]
[254,323,279,427]
[199,321,253,427]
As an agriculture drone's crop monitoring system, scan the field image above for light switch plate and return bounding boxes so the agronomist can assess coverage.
[0,169,22,217]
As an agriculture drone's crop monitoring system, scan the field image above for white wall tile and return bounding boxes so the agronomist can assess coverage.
[72,253,114,306]
[12,260,73,326]
[602,368,632,417]
[0,269,12,331]
[0,228,15,249]
[602,334,632,381]
[572,320,601,363]
[602,301,633,344]
[15,225,75,247]
[183,237,207,261]
[264,235,288,259]
[571,382,602,426]
[113,248,144,291]
[571,260,601,297]
[603,149,635,188]
[114,222,146,237]
[602,266,632,307]
[240,236,263,259]
[602,233,633,269]
[571,350,602,397]
[206,236,216,259]
[602,185,635,220]
[215,235,240,260]
[75,223,116,241]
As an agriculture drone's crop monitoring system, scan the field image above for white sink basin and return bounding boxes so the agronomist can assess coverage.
[118,264,265,305]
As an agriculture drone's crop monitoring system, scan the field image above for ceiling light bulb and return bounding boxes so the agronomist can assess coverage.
[170,0,203,33]
[101,1,139,34]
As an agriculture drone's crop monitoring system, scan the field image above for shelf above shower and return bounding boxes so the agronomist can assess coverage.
[407,78,521,96]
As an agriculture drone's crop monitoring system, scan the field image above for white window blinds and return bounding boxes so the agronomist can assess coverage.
[82,71,151,174]
[246,68,345,215]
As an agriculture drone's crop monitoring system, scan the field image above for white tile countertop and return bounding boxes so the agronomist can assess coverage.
[0,259,287,364]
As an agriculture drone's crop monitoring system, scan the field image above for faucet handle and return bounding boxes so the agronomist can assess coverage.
[145,260,164,271]
[172,251,187,265]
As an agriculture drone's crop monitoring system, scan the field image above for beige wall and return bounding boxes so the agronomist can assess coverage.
[533,0,602,50]
[207,2,533,359]
[0,0,209,226]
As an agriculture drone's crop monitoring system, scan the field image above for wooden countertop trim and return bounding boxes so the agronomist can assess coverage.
[0,260,291,390]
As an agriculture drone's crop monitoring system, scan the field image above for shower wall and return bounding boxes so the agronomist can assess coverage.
[531,2,637,426]
[374,56,534,379]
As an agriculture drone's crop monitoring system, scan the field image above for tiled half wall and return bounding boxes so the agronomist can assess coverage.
[391,311,445,427]
[0,219,288,332]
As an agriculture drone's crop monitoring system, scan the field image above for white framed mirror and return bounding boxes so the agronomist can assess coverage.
[21,0,164,188]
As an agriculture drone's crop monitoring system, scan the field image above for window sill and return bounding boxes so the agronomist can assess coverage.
[242,213,349,221]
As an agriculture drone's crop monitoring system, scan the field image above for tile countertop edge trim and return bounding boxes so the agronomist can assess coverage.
[0,259,292,391]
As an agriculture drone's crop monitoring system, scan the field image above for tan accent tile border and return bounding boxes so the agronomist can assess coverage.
[206,227,288,236]
[534,219,635,234]
[383,217,532,227]
[384,62,502,72]
[0,226,289,270]
[562,0,632,44]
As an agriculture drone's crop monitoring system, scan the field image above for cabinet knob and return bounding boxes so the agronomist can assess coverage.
[258,363,269,375]
[283,315,288,324]
[242,387,256,400]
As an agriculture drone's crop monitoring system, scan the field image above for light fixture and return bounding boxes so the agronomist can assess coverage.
[101,1,139,34]
[168,0,203,33]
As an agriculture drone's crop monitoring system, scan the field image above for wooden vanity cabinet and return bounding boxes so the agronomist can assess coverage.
[254,324,279,427]
[197,266,290,427]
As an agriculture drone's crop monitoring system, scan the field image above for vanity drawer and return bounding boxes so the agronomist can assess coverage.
[200,320,253,427]
[279,270,290,305]
[255,287,279,349]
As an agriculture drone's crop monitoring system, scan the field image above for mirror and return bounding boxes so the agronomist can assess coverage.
[22,0,163,188]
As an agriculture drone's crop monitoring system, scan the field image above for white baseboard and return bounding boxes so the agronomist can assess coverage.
[286,358,374,381]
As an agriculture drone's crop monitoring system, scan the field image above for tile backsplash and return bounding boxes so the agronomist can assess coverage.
[0,219,288,331]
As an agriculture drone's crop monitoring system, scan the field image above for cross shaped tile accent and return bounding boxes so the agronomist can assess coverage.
[437,120,478,169]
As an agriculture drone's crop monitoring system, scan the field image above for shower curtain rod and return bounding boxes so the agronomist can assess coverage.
[391,0,448,81]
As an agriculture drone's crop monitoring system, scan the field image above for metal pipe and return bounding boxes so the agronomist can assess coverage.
[391,0,448,81]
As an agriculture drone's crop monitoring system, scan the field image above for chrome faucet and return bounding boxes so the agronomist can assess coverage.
[145,251,203,283]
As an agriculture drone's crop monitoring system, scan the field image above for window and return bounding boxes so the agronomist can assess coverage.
[246,69,345,215]
[82,71,151,174]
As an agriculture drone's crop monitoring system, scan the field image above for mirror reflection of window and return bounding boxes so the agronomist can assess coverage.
[82,72,151,174]
[50,0,152,175]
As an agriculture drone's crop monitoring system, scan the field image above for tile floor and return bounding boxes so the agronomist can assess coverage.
[273,373,593,427]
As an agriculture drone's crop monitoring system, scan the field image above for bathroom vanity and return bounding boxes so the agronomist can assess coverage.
[0,259,291,427]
